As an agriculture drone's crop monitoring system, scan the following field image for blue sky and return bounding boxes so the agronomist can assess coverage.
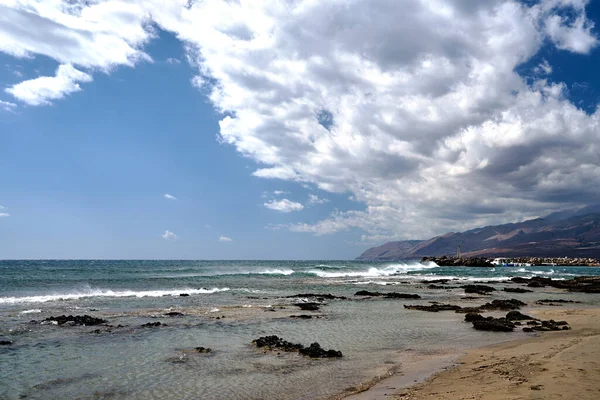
[1,1,600,259]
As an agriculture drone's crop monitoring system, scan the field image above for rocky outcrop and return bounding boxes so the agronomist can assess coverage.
[194,347,211,353]
[141,322,164,328]
[405,299,526,314]
[44,315,107,326]
[354,291,421,299]
[472,317,515,332]
[404,304,462,312]
[505,311,536,321]
[299,343,343,358]
[252,335,342,358]
[522,320,570,332]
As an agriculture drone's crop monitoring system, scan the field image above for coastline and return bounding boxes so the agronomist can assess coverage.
[345,307,600,400]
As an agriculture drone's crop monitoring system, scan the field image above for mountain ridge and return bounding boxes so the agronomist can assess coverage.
[357,208,600,260]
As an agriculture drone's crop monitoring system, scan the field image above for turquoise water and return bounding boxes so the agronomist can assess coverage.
[1,260,599,399]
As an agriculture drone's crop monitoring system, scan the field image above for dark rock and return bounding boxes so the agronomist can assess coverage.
[0,340,13,345]
[179,293,190,297]
[141,322,163,328]
[164,312,184,317]
[195,347,211,353]
[536,299,580,304]
[511,277,530,284]
[472,317,515,332]
[252,335,305,352]
[44,315,107,326]
[506,311,536,321]
[290,315,312,319]
[503,287,533,293]
[423,279,451,284]
[427,284,447,289]
[523,327,534,332]
[527,320,540,325]
[462,285,496,294]
[404,304,462,312]
[299,342,343,358]
[295,303,320,311]
[286,293,347,300]
[480,299,526,311]
[354,291,420,299]
[464,313,484,322]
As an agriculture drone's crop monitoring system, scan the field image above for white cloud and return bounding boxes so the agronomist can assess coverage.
[264,199,304,213]
[166,57,181,64]
[2,1,600,241]
[5,64,92,106]
[219,235,232,242]
[205,224,212,228]
[0,205,4,209]
[0,100,16,112]
[0,213,10,217]
[161,230,177,240]
[533,60,553,75]
[307,194,329,205]
[164,193,177,200]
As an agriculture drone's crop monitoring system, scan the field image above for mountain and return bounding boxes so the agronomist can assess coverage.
[357,208,600,260]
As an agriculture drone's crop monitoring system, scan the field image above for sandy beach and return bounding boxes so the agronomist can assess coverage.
[366,307,600,400]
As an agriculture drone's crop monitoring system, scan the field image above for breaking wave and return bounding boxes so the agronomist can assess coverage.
[0,287,230,305]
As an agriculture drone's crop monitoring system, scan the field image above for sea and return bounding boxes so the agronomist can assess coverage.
[1,260,599,400]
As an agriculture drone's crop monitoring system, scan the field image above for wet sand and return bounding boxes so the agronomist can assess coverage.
[354,307,600,400]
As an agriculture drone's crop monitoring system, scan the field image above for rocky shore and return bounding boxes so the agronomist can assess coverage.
[422,255,600,267]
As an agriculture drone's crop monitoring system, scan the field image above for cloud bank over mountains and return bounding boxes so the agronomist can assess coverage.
[1,0,599,241]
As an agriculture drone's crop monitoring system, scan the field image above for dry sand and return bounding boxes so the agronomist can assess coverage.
[385,307,600,400]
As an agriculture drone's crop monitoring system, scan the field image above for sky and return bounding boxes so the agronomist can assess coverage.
[1,0,600,259]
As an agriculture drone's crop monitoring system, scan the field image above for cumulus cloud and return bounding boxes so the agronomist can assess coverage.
[0,213,9,218]
[5,64,92,105]
[161,230,177,240]
[0,100,17,112]
[307,194,329,205]
[2,0,600,241]
[219,235,232,242]
[166,57,181,64]
[164,193,177,200]
[264,199,304,213]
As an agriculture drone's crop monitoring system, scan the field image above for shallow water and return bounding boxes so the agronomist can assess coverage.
[1,260,599,399]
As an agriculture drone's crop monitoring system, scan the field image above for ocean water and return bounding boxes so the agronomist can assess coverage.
[1,260,599,400]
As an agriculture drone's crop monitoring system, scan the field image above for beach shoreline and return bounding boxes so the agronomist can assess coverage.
[343,307,600,400]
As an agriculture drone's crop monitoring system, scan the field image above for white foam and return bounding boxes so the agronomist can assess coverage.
[309,262,439,278]
[255,269,295,275]
[0,287,230,305]
[19,309,42,314]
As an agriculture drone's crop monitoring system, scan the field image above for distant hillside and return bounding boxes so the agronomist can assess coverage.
[357,209,600,260]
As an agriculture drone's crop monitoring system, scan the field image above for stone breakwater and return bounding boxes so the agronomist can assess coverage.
[422,256,600,267]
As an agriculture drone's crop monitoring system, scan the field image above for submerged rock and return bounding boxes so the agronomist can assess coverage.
[164,312,184,317]
[290,315,313,319]
[0,340,13,346]
[44,315,107,326]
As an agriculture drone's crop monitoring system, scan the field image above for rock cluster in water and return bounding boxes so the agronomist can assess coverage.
[421,256,492,267]
[510,276,600,293]
[404,299,526,314]
[252,335,342,358]
[44,315,107,326]
[465,311,570,332]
